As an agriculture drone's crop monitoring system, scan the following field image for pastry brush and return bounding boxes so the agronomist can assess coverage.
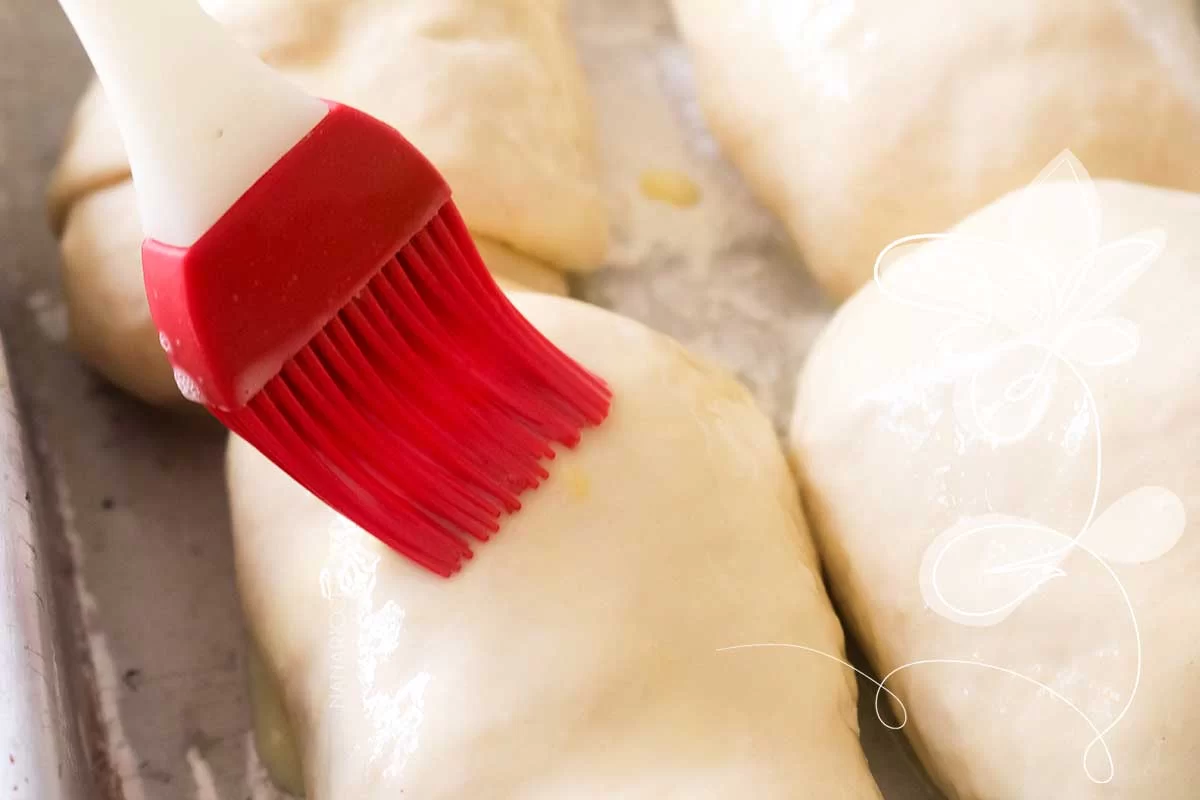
[56,0,611,576]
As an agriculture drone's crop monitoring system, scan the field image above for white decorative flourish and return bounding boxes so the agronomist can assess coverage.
[874,153,1163,449]
[887,151,1184,783]
[724,151,1185,786]
[718,643,1121,782]
[877,152,1182,613]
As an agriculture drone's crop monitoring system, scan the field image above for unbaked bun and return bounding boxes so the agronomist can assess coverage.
[671,0,1200,300]
[790,172,1200,798]
[232,292,882,799]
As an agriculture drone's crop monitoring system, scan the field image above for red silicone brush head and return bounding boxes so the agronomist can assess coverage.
[141,103,611,576]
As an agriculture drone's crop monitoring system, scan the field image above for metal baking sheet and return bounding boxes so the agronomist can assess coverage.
[0,334,93,799]
[2,0,940,797]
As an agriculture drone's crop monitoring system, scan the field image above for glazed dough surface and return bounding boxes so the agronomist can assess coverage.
[670,0,1200,300]
[789,179,1200,798]
[48,0,606,405]
[230,293,881,799]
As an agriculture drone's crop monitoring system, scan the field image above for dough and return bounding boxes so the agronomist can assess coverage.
[789,176,1200,798]
[230,292,881,799]
[670,0,1200,300]
[247,637,305,797]
[47,0,607,406]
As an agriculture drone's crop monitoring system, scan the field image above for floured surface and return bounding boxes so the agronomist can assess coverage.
[4,0,936,797]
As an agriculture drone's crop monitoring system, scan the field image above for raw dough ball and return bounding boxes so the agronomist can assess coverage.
[670,0,1200,300]
[789,178,1200,798]
[59,182,181,407]
[230,293,881,799]
[48,0,606,407]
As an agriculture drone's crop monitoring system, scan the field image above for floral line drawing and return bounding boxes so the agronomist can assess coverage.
[874,150,1183,784]
[717,644,1119,782]
[722,150,1185,787]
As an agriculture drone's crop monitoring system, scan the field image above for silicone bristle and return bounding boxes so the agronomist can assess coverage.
[214,203,612,577]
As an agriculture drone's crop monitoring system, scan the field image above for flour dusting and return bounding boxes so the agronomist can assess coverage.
[186,746,221,800]
[571,2,833,430]
[57,473,146,800]
[25,291,68,343]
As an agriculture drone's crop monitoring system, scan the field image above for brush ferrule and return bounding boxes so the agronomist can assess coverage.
[141,102,450,409]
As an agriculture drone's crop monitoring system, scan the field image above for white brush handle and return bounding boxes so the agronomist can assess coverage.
[56,0,328,247]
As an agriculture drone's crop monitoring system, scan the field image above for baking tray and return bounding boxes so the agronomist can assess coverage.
[1,0,942,797]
